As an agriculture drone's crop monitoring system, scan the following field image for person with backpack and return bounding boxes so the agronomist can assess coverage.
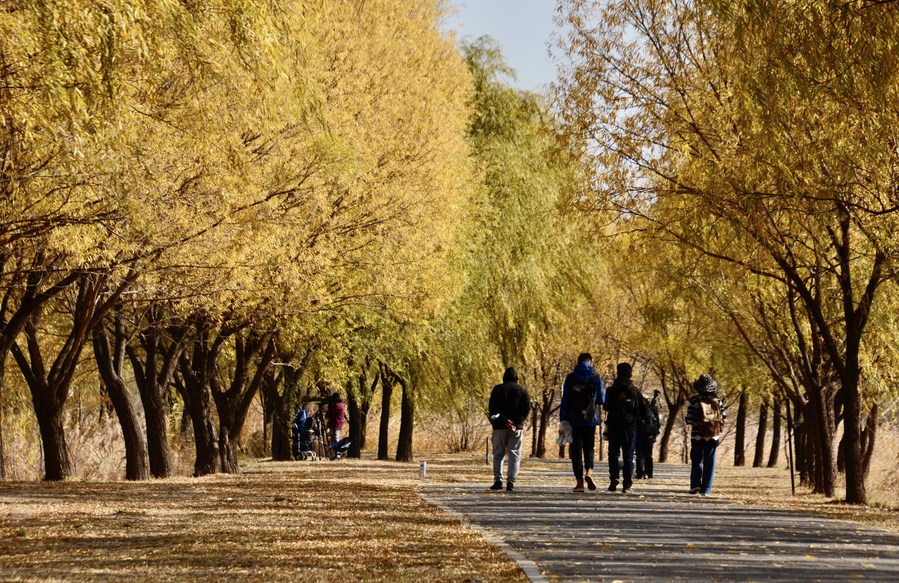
[635,390,661,479]
[603,362,641,493]
[684,373,728,496]
[488,367,532,492]
[559,353,606,492]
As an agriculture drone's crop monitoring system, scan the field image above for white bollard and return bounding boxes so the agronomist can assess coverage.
[419,461,427,478]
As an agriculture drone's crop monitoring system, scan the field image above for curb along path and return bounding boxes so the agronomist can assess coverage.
[421,462,899,581]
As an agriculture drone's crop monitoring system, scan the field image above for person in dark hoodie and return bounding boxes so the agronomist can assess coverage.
[488,367,531,491]
[603,362,641,494]
[560,353,606,492]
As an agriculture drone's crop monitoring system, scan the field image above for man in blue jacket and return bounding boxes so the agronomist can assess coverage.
[560,353,606,491]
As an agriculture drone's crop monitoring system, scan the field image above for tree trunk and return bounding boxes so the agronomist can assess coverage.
[177,328,223,477]
[12,272,129,480]
[535,387,557,459]
[377,363,394,461]
[0,257,82,481]
[347,380,362,458]
[790,400,808,485]
[841,376,866,504]
[530,403,538,456]
[860,403,877,482]
[349,361,378,456]
[263,367,290,462]
[767,398,781,467]
[93,320,150,480]
[752,399,768,468]
[178,369,218,476]
[0,359,6,480]
[657,396,684,463]
[396,374,414,462]
[127,310,190,479]
[33,399,72,480]
[212,332,275,474]
[808,386,837,497]
[734,390,747,466]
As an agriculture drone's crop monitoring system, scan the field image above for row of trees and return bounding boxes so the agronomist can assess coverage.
[0,0,476,480]
[1,1,603,484]
[553,0,899,504]
[3,0,896,509]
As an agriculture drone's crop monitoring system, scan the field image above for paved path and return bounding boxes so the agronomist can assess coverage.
[421,462,899,582]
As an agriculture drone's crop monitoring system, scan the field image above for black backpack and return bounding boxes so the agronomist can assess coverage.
[607,384,640,427]
[636,395,660,437]
[567,373,599,425]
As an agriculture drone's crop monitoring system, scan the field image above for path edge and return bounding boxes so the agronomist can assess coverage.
[419,489,549,583]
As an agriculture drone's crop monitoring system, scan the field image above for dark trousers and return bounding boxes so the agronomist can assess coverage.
[635,436,655,478]
[569,425,596,480]
[607,426,637,489]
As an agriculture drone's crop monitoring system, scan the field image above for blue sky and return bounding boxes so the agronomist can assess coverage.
[443,0,560,93]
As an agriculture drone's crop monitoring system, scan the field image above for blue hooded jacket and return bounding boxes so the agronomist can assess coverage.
[560,361,606,427]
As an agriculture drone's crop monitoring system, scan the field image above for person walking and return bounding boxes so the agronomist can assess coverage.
[559,353,605,492]
[603,362,641,494]
[635,390,661,479]
[685,374,727,496]
[325,392,346,444]
[488,367,531,492]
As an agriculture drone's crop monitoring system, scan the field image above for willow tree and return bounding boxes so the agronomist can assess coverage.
[296,0,472,462]
[1,0,327,479]
[449,37,601,451]
[555,0,899,504]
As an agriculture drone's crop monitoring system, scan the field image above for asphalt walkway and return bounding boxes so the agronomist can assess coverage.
[420,461,899,582]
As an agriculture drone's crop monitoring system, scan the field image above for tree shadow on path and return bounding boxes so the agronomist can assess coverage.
[421,462,899,582]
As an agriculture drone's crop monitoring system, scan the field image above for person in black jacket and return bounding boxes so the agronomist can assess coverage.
[635,390,661,479]
[488,367,531,491]
[603,362,641,494]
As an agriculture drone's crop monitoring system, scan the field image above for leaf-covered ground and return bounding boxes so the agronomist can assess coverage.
[1,453,896,581]
[0,457,528,582]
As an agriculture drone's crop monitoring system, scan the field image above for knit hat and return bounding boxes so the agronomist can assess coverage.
[693,374,718,394]
[503,367,518,383]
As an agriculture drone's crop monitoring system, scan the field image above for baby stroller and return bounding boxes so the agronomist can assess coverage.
[326,437,352,461]
[291,409,318,461]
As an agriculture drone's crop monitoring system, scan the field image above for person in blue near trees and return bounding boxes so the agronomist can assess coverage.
[685,373,727,496]
[488,367,531,492]
[559,353,605,492]
[291,406,312,460]
[604,362,641,494]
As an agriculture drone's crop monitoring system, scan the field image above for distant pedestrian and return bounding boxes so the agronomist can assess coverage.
[684,374,727,496]
[326,392,346,444]
[603,362,641,494]
[635,390,661,479]
[560,353,605,492]
[488,367,531,492]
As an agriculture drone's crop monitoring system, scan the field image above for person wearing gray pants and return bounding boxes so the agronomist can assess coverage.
[488,367,532,491]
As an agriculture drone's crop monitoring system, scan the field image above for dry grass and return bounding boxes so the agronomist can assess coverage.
[0,457,528,582]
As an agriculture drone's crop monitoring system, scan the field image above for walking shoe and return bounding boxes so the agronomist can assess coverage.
[607,482,617,492]
[700,492,711,497]
[506,482,514,492]
[490,480,503,490]
[573,479,585,492]
[622,488,631,495]
[584,475,597,491]
[689,487,700,494]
